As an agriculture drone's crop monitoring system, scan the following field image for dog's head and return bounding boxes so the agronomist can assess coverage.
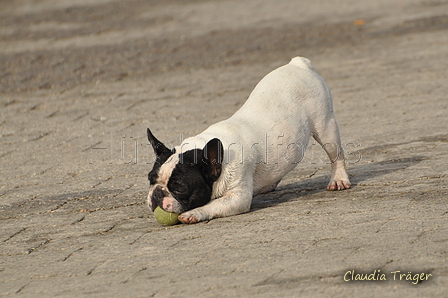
[146,128,223,214]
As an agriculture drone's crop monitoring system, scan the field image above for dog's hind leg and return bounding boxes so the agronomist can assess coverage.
[312,115,351,191]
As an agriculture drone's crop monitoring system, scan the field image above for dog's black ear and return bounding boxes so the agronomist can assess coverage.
[147,128,172,156]
[202,138,223,182]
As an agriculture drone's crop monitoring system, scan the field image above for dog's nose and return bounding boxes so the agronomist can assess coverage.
[153,186,164,201]
[151,186,166,211]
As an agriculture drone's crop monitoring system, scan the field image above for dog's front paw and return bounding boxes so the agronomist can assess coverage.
[178,209,208,224]
[327,179,351,191]
[178,213,199,224]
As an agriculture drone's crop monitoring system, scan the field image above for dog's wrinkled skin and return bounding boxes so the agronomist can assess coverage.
[147,57,350,224]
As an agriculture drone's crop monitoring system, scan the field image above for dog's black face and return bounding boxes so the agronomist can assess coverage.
[146,129,223,214]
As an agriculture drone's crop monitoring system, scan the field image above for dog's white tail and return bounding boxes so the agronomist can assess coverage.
[288,57,316,72]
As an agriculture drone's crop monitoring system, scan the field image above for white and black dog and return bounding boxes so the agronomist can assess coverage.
[147,57,350,224]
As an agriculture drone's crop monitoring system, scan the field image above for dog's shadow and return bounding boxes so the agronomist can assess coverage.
[250,156,426,211]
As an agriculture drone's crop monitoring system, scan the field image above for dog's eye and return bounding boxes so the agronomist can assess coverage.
[167,181,188,198]
[170,188,187,200]
[168,181,182,191]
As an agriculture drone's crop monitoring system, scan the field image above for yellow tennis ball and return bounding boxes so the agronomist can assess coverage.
[154,206,179,226]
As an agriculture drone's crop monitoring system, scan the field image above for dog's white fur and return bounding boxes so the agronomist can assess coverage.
[159,57,350,223]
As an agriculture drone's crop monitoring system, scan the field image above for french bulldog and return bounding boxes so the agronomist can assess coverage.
[147,57,351,224]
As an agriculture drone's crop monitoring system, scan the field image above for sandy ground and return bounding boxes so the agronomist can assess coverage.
[1,0,448,297]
